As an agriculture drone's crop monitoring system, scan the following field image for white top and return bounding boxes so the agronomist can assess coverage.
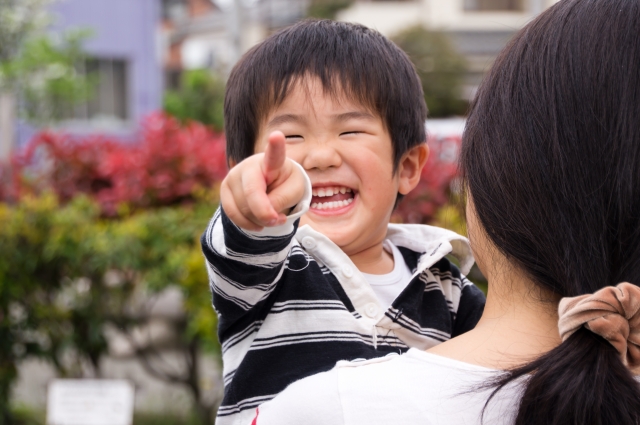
[251,349,520,425]
[362,240,413,309]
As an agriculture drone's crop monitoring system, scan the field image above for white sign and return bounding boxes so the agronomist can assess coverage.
[47,379,135,425]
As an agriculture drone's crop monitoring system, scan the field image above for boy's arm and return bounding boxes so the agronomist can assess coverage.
[201,166,311,319]
[201,132,311,330]
[451,276,486,337]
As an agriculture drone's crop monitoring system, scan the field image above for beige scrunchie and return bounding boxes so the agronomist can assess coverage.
[558,282,640,368]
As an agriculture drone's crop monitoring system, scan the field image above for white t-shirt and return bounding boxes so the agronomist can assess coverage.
[250,349,521,425]
[361,240,414,309]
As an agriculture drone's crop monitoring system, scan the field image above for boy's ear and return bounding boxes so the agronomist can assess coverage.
[398,143,429,195]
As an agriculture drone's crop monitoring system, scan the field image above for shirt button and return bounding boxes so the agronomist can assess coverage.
[365,303,378,318]
[301,236,316,249]
[342,265,354,278]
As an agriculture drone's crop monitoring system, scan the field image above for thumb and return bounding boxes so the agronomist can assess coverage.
[262,131,287,186]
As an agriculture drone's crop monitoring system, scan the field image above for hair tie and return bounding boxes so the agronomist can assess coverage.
[558,282,640,368]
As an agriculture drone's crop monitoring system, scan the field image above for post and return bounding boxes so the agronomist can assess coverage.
[227,0,244,69]
[0,92,16,160]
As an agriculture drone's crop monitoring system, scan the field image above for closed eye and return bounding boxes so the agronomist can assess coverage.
[340,131,363,136]
[285,135,304,140]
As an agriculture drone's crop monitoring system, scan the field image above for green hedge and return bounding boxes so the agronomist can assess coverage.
[0,193,219,424]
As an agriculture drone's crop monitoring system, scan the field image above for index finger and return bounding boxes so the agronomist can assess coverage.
[263,131,286,185]
[242,164,280,226]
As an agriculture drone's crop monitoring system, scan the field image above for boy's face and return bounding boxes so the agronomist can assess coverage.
[254,78,405,257]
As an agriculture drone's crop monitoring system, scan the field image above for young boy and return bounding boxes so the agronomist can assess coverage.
[201,20,485,425]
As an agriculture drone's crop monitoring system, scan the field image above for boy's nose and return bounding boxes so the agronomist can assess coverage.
[301,140,342,171]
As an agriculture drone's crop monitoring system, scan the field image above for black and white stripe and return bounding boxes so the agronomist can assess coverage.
[201,207,485,425]
[216,394,277,417]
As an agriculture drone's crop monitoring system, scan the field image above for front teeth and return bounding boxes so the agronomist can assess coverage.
[312,187,352,197]
[311,198,354,210]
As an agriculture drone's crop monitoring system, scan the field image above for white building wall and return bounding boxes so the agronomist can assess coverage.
[336,0,561,100]
[337,1,424,35]
[337,0,561,38]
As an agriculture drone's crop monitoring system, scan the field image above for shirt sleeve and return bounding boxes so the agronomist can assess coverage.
[250,368,344,425]
[200,161,312,328]
[451,276,486,337]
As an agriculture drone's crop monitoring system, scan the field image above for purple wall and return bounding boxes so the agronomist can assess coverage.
[7,0,164,147]
[18,0,162,147]
[50,0,162,124]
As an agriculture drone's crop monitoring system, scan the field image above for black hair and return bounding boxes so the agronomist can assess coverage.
[224,19,427,170]
[460,0,640,424]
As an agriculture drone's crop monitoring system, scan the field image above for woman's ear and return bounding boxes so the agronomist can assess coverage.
[398,143,429,195]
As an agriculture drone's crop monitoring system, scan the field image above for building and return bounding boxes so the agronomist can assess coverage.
[11,0,163,149]
[337,0,560,98]
[159,0,561,103]
[49,0,163,131]
[160,0,310,84]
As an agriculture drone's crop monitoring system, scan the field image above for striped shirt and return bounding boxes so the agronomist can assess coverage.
[202,202,485,425]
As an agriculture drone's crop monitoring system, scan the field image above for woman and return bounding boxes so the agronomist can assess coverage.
[250,0,640,424]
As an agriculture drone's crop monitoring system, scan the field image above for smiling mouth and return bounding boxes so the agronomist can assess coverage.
[310,186,355,210]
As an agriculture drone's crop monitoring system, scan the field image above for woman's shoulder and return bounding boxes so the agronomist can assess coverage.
[253,350,514,425]
[252,362,344,425]
[336,350,516,424]
[253,355,405,425]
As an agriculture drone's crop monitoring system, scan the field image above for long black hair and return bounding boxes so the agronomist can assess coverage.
[460,0,640,423]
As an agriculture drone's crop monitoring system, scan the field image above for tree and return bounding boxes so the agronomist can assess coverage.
[307,0,354,20]
[0,0,52,64]
[392,26,468,118]
[164,70,226,131]
[0,0,94,159]
[0,0,52,158]
[1,30,95,125]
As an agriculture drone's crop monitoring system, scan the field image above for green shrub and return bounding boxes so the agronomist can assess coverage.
[164,70,225,131]
[307,0,354,19]
[392,26,468,118]
[0,30,95,125]
[0,192,220,424]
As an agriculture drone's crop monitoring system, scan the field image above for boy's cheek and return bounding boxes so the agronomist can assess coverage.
[299,213,309,226]
[253,129,272,154]
[253,138,266,154]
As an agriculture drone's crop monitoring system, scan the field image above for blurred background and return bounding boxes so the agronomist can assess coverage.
[0,0,558,423]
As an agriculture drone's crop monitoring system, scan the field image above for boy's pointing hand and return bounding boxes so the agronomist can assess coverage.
[221,131,307,231]
[262,130,287,188]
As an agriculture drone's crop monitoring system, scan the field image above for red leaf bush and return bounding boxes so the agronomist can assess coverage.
[2,113,459,224]
[4,113,227,214]
[393,134,462,224]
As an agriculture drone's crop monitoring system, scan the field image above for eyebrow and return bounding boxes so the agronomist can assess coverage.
[332,111,376,123]
[267,114,305,127]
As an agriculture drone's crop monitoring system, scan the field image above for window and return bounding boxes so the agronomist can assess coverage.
[464,0,523,11]
[69,58,130,123]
